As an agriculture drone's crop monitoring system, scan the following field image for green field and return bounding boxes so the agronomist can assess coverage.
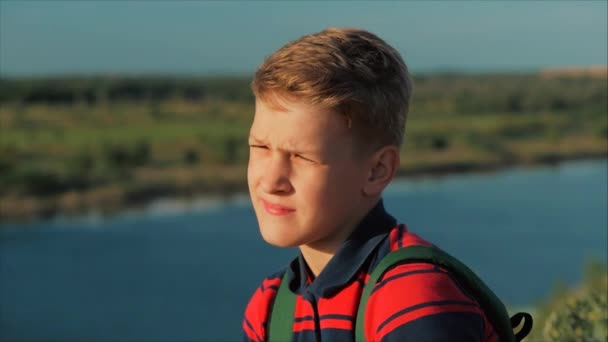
[0,73,606,220]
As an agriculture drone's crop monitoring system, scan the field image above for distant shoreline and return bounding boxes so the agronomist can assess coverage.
[395,150,607,179]
[1,152,606,225]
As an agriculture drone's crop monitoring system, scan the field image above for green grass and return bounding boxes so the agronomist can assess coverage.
[527,260,607,341]
[0,73,606,220]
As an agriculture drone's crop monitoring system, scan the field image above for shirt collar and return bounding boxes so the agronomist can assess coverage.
[285,198,396,298]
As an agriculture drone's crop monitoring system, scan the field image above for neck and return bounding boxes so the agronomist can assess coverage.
[299,245,335,278]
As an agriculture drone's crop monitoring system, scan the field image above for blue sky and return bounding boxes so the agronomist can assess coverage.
[0,1,606,76]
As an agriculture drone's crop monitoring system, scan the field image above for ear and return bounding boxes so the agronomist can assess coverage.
[362,145,400,197]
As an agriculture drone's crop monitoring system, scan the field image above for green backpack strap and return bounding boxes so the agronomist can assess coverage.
[355,245,532,342]
[268,271,296,342]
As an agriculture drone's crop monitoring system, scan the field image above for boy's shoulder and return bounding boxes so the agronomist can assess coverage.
[242,269,285,341]
[245,268,286,310]
[365,224,496,341]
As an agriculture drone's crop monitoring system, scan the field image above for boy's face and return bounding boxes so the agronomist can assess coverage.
[248,97,370,250]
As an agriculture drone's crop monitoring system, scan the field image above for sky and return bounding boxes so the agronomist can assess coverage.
[0,0,606,77]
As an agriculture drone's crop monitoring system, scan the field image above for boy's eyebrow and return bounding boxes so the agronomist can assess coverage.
[248,135,264,143]
[248,135,319,154]
[282,138,316,154]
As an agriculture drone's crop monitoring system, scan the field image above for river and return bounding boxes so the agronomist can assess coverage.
[1,159,606,341]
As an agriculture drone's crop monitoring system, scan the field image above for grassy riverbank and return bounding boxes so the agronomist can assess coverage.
[528,260,607,341]
[0,72,606,222]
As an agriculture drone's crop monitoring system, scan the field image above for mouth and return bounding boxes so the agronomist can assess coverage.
[261,199,295,216]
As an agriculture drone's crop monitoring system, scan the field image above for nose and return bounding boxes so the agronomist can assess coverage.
[260,154,293,194]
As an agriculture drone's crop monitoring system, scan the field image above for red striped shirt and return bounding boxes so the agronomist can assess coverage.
[243,200,498,341]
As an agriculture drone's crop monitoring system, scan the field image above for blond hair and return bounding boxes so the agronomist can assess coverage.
[252,27,412,147]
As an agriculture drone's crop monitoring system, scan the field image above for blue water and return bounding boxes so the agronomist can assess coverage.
[1,159,606,342]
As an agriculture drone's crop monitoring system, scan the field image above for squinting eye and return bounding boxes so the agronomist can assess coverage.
[294,154,314,163]
[249,145,268,149]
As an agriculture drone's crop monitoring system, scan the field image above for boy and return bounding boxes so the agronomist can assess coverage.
[243,28,511,342]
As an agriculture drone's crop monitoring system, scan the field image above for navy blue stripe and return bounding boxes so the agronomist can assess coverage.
[293,315,314,323]
[443,270,478,303]
[244,318,263,342]
[294,314,353,322]
[371,269,444,295]
[320,314,353,321]
[377,300,477,334]
[260,283,279,293]
[396,224,404,249]
[355,276,365,288]
[260,270,286,293]
[380,312,484,342]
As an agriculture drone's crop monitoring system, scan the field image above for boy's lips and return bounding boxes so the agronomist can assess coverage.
[261,199,295,216]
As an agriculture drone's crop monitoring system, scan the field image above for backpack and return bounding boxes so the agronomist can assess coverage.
[268,245,533,341]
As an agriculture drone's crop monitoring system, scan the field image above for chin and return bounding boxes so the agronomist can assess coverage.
[259,223,302,248]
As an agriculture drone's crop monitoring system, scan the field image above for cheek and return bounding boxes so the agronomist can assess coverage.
[247,169,260,197]
[324,165,364,205]
[246,162,253,187]
[296,166,359,208]
[247,155,263,187]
